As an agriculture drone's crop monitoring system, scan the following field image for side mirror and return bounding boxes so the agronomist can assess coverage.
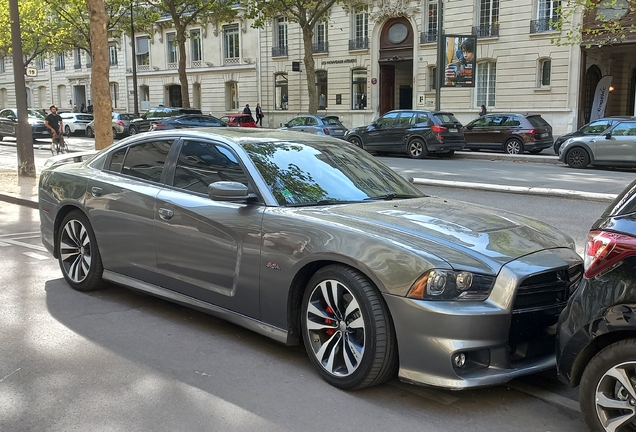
[7,114,16,120]
[141,115,147,120]
[605,132,612,139]
[283,123,289,127]
[466,125,473,130]
[208,181,249,201]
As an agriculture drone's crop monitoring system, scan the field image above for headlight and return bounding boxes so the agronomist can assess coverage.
[407,269,495,301]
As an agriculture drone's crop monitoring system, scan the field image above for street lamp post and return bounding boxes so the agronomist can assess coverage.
[435,0,444,111]
[130,1,139,117]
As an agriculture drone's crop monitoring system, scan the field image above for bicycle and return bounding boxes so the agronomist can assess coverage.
[51,132,69,155]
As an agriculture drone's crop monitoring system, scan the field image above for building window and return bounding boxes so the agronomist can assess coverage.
[167,33,178,65]
[109,44,118,66]
[474,0,500,37]
[352,68,367,110]
[57,85,67,106]
[38,86,47,108]
[313,21,328,53]
[136,36,149,66]
[190,29,202,63]
[350,8,369,50]
[316,70,328,109]
[224,24,240,63]
[540,59,551,86]
[275,73,288,110]
[226,81,239,110]
[0,88,6,108]
[74,48,82,69]
[272,18,288,56]
[55,53,65,71]
[0,58,4,74]
[429,66,437,91]
[110,82,119,108]
[532,0,561,32]
[421,1,438,43]
[477,61,496,107]
[36,56,46,70]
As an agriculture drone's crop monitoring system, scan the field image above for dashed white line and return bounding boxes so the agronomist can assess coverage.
[23,251,50,260]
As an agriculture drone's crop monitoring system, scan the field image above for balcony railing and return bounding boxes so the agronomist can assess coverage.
[312,42,329,53]
[472,23,499,38]
[420,31,438,44]
[224,57,241,65]
[272,46,288,57]
[168,62,178,69]
[530,18,560,33]
[349,37,369,50]
[137,64,151,71]
[191,60,202,68]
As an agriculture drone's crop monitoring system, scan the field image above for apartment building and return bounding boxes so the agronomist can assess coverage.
[0,1,633,135]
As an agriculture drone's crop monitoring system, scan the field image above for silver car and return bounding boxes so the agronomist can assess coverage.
[280,114,347,139]
[85,113,139,138]
[60,113,94,135]
[39,128,582,390]
[559,119,636,168]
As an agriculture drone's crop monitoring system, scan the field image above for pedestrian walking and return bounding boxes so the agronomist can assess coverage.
[255,103,264,126]
[243,104,253,122]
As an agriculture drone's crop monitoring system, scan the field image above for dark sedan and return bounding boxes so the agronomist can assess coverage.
[150,114,226,131]
[39,128,581,391]
[557,179,636,432]
[344,110,465,158]
[463,113,553,154]
[554,116,636,154]
[0,108,50,140]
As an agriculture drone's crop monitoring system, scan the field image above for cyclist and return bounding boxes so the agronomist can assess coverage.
[45,105,65,154]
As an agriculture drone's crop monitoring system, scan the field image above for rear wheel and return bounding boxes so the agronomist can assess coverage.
[504,138,524,154]
[112,127,118,138]
[407,138,427,159]
[129,125,138,135]
[85,126,93,138]
[64,125,71,136]
[57,210,105,291]
[348,136,364,149]
[566,147,590,169]
[580,339,636,432]
[301,265,397,390]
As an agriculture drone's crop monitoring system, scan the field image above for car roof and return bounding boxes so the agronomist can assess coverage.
[384,109,455,115]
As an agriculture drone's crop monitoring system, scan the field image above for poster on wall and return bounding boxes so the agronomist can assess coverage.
[442,35,477,88]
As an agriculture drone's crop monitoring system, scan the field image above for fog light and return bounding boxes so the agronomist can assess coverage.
[453,353,466,368]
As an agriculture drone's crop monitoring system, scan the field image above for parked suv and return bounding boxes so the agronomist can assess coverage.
[463,113,553,154]
[344,110,465,158]
[557,178,636,432]
[130,107,202,134]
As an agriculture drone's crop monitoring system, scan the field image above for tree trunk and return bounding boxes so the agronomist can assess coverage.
[177,27,190,108]
[302,26,317,114]
[87,0,112,150]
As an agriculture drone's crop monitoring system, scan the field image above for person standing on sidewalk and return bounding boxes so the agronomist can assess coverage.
[243,104,253,122]
[255,103,263,127]
[45,105,64,153]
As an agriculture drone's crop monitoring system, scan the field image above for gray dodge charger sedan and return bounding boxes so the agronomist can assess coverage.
[39,128,582,390]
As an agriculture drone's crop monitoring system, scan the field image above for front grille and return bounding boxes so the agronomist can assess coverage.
[513,264,583,313]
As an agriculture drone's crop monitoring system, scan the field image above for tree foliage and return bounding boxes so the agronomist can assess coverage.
[555,0,636,47]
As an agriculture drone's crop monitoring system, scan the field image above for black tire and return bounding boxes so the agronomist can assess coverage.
[57,210,105,291]
[566,147,590,169]
[580,339,636,432]
[407,138,428,159]
[301,265,397,390]
[504,138,524,154]
[85,126,93,138]
[112,127,118,138]
[64,125,71,136]
[129,125,138,135]
[348,136,364,149]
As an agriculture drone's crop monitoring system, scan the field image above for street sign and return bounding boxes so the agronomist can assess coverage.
[25,67,37,77]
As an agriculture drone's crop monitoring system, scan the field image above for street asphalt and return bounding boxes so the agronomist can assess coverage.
[0,138,620,211]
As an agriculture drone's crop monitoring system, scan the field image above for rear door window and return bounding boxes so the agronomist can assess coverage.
[610,121,636,136]
[502,116,521,126]
[107,139,175,182]
[397,112,415,126]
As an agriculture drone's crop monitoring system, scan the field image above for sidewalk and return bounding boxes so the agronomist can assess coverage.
[0,170,39,209]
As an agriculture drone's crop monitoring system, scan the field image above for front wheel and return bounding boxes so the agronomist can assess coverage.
[64,125,71,136]
[407,138,428,159]
[85,126,93,138]
[129,125,138,135]
[580,339,636,432]
[57,211,105,291]
[566,147,590,169]
[504,138,524,154]
[348,136,364,149]
[301,265,397,390]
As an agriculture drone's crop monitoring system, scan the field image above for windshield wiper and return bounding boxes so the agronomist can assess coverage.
[364,193,421,201]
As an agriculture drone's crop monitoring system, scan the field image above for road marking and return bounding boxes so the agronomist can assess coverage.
[388,380,459,405]
[0,368,21,383]
[23,251,50,260]
[2,239,47,252]
[0,231,40,237]
[506,381,580,413]
[0,241,9,246]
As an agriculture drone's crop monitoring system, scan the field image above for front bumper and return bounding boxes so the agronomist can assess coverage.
[385,247,582,389]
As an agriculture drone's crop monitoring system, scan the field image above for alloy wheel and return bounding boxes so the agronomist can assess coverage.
[594,361,636,431]
[60,219,92,284]
[505,139,523,154]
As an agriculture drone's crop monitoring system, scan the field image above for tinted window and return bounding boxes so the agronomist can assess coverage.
[415,113,430,125]
[434,113,460,124]
[306,117,318,126]
[0,109,12,117]
[397,112,415,125]
[502,116,521,126]
[173,140,249,194]
[610,122,636,136]
[527,115,550,129]
[119,140,174,181]
[377,112,399,126]
[108,148,127,173]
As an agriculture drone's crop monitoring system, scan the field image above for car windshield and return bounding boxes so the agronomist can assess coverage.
[28,109,45,119]
[242,140,423,206]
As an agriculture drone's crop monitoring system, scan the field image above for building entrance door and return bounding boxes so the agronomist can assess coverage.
[168,85,182,107]
[380,65,395,115]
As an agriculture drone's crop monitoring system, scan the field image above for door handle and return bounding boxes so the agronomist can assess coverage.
[91,187,102,197]
[158,207,174,221]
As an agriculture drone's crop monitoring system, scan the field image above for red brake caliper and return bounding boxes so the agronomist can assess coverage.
[325,306,335,336]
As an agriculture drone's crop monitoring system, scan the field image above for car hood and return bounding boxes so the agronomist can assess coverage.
[296,197,574,274]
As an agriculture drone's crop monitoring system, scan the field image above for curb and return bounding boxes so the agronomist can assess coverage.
[413,178,617,202]
[452,151,559,164]
[0,191,38,209]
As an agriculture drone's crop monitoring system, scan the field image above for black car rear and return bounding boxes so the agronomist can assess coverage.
[557,179,636,431]
[150,114,226,131]
[344,109,465,159]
